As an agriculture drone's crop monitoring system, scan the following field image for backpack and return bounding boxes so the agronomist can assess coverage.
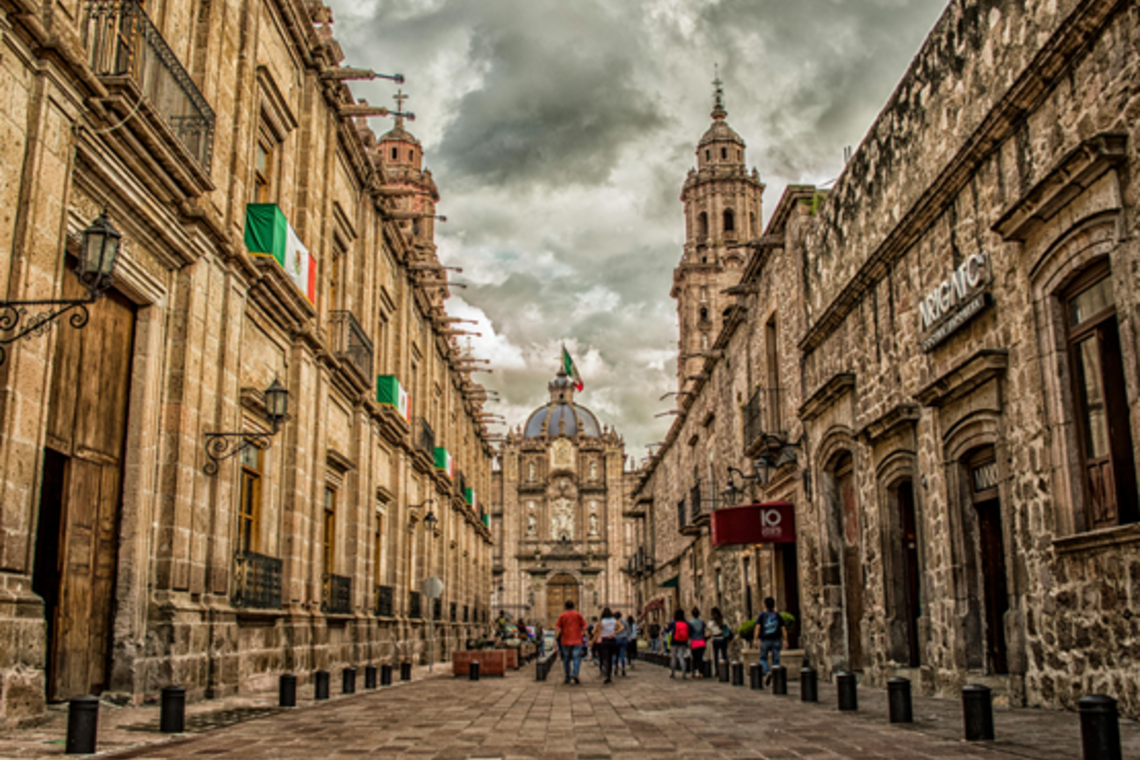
[673,620,690,643]
[759,611,781,638]
[721,623,734,642]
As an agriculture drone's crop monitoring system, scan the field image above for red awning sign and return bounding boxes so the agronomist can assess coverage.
[711,501,796,547]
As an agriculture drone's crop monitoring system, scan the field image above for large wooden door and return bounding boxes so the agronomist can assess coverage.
[34,276,136,701]
[975,497,1010,675]
[836,454,865,671]
[546,574,579,628]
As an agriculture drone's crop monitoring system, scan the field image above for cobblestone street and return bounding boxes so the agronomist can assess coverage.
[4,658,1139,760]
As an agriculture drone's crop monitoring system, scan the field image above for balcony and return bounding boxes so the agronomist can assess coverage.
[456,470,467,501]
[232,551,282,610]
[409,590,423,619]
[330,311,373,384]
[415,418,434,457]
[375,584,394,617]
[84,0,215,174]
[743,387,787,453]
[321,573,352,615]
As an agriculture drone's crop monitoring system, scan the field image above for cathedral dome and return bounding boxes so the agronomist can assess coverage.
[698,119,745,149]
[523,370,602,438]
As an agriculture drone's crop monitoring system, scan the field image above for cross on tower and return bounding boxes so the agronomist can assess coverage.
[392,89,409,126]
[712,64,727,120]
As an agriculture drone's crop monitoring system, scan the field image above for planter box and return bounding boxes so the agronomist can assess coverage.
[504,648,519,669]
[453,649,506,677]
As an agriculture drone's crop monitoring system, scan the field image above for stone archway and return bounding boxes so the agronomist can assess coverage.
[546,574,579,627]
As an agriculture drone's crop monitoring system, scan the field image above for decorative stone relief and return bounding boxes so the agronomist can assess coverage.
[551,498,574,541]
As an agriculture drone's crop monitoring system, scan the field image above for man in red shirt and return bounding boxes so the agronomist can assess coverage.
[554,599,586,684]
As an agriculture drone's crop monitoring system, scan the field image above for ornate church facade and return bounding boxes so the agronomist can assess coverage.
[490,371,639,626]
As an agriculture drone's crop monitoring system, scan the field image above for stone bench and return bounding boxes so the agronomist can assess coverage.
[452,649,507,677]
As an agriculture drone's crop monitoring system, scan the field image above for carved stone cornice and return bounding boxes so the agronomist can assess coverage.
[915,350,1009,408]
[800,372,855,422]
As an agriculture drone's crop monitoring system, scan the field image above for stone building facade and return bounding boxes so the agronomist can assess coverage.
[490,370,638,627]
[635,0,1140,720]
[0,0,493,725]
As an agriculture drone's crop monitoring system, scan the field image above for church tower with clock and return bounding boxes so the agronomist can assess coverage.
[490,368,638,626]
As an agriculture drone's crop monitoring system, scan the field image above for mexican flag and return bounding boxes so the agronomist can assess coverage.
[434,447,453,479]
[562,346,584,391]
[244,204,316,304]
[375,375,410,422]
[464,487,476,509]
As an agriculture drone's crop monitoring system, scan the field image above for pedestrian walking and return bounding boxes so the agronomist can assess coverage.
[666,608,690,679]
[590,607,625,684]
[710,607,733,671]
[756,597,787,683]
[554,600,586,685]
[648,621,662,653]
[613,610,629,676]
[688,608,708,678]
[588,617,599,663]
[625,615,638,666]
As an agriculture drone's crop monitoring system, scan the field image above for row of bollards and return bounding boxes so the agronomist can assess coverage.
[636,653,1123,759]
[66,662,420,755]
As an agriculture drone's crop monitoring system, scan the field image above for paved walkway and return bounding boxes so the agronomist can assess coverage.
[2,657,1138,759]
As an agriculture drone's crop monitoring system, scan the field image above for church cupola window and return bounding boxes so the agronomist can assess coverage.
[723,209,735,232]
[721,147,727,160]
[391,147,398,161]
[705,149,710,162]
[698,212,708,240]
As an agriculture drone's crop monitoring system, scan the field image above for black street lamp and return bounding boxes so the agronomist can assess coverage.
[0,211,123,365]
[202,379,290,475]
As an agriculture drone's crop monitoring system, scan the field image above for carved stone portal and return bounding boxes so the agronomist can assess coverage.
[551,498,574,541]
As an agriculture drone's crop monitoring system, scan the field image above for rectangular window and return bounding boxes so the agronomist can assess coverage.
[1066,267,1138,530]
[323,487,337,575]
[374,511,385,586]
[239,445,262,553]
[254,140,274,203]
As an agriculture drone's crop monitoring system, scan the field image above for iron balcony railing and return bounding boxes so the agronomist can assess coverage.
[408,590,423,619]
[330,310,373,382]
[84,0,216,173]
[742,387,787,451]
[456,470,467,500]
[375,585,394,617]
[321,573,351,615]
[689,479,717,520]
[415,417,434,457]
[232,551,282,609]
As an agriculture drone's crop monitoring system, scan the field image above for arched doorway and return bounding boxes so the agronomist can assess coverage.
[546,574,579,627]
[966,446,1009,674]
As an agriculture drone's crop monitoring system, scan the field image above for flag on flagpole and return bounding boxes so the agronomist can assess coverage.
[562,346,584,391]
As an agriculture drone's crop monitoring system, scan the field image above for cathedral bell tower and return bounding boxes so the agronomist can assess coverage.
[672,72,765,393]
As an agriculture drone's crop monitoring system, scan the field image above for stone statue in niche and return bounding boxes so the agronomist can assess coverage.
[588,513,599,536]
[589,460,598,480]
[527,461,536,481]
[551,498,574,541]
[526,514,537,537]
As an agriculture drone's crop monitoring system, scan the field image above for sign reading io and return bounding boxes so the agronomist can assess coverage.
[711,501,796,547]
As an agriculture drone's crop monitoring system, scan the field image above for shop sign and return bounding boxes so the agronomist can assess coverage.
[711,501,796,547]
[919,251,993,352]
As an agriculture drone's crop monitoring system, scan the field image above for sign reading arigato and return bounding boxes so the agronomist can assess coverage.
[711,501,796,547]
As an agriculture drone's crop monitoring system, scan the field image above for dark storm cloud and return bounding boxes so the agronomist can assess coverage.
[327,0,948,452]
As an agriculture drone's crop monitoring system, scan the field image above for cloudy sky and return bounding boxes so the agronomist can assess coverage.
[327,0,947,462]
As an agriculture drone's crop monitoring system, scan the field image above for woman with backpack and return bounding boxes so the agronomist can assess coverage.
[666,607,690,678]
[710,607,733,673]
[688,607,708,678]
[589,607,625,684]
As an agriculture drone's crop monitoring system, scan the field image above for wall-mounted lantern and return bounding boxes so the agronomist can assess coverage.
[202,378,289,475]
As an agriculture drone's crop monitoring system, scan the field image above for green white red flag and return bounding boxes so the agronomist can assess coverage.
[562,346,583,391]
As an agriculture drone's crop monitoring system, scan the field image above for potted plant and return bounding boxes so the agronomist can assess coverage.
[737,618,756,645]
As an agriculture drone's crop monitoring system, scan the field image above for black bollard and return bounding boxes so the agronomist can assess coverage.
[837,671,858,711]
[535,660,545,681]
[750,663,763,690]
[380,664,392,686]
[732,662,745,686]
[800,666,818,702]
[469,661,480,681]
[702,659,713,679]
[888,678,913,723]
[1079,695,1122,760]
[772,666,787,695]
[400,662,412,681]
[66,695,99,755]
[962,684,994,741]
[159,686,185,734]
[342,666,356,694]
[718,662,730,682]
[314,669,330,700]
[364,665,377,689]
[279,673,297,707]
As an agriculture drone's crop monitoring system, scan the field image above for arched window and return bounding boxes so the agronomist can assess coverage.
[705,149,710,162]
[723,209,735,232]
[721,147,727,160]
[409,150,415,162]
[699,307,709,322]
[391,147,398,161]
[697,212,709,239]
